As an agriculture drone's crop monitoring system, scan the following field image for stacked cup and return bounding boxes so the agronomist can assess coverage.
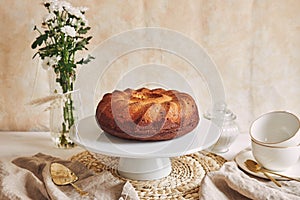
[250,111,300,171]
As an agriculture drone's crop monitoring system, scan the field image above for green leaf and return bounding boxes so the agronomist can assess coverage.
[86,36,92,41]
[66,63,76,69]
[31,34,48,49]
[78,27,91,34]
[76,54,94,65]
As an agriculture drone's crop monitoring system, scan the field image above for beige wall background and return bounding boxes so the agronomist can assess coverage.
[0,0,299,133]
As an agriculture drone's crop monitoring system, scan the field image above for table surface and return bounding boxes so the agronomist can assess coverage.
[0,131,250,161]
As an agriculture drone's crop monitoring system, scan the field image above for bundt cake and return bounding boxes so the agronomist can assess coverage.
[95,88,199,141]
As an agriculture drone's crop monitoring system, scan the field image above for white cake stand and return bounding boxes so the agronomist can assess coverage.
[70,116,220,180]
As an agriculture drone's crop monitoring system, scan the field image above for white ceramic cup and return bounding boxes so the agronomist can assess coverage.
[251,139,300,171]
[250,111,300,147]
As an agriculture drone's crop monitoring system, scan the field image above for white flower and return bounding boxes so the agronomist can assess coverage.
[57,1,71,11]
[51,20,58,27]
[70,19,78,26]
[71,16,88,27]
[61,25,76,37]
[66,7,83,19]
[41,55,61,70]
[78,6,88,13]
[42,56,55,70]
[44,0,57,5]
[43,12,56,22]
[48,2,62,13]
[48,0,71,13]
[53,55,61,62]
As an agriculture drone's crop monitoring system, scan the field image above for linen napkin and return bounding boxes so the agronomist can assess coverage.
[0,153,139,200]
[199,161,300,200]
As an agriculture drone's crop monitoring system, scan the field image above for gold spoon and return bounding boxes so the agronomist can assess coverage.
[244,159,281,187]
[245,159,300,182]
[50,162,88,196]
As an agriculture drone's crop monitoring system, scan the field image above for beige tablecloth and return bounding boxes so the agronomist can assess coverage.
[0,152,299,200]
[0,153,138,200]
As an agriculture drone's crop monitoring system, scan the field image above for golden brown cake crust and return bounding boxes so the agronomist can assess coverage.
[95,88,199,141]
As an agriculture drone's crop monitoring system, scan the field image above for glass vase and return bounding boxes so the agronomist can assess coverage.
[48,70,82,148]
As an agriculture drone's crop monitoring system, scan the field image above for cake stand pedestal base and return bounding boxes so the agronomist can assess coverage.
[118,157,172,180]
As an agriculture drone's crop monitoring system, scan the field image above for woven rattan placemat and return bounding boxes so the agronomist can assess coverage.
[70,151,226,200]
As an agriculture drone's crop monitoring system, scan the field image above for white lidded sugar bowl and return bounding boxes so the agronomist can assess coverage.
[204,103,240,153]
